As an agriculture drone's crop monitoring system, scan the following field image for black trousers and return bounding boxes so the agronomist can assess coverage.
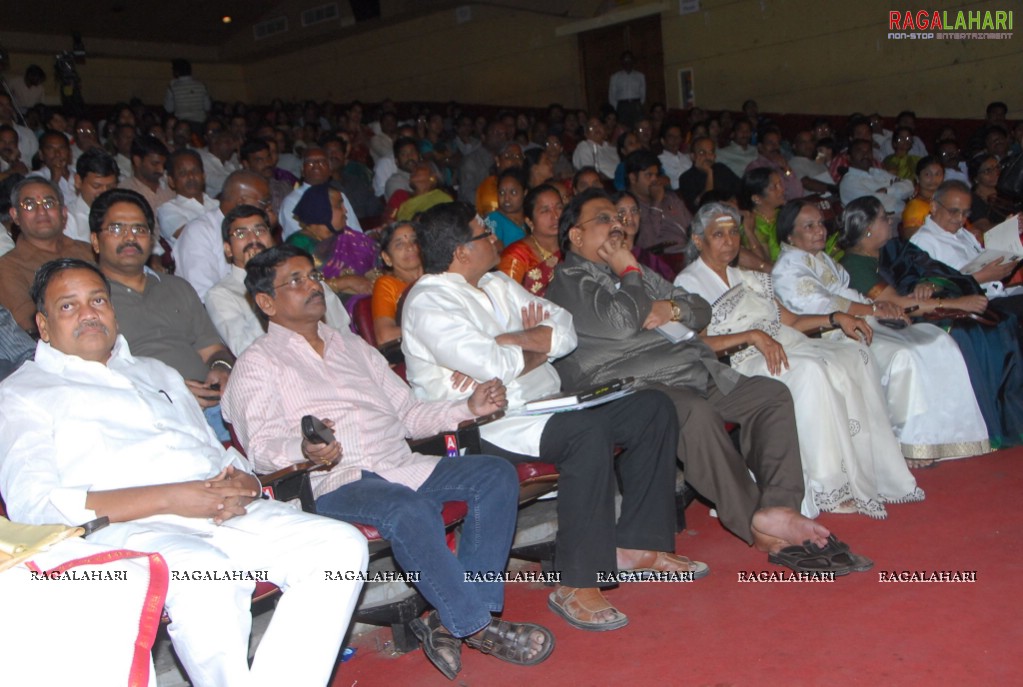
[484,389,678,587]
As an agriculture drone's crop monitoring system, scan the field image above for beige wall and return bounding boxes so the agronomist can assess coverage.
[659,0,1020,119]
[243,4,582,108]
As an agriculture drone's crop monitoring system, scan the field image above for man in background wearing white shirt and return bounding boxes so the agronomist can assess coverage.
[839,139,914,216]
[158,148,219,247]
[280,147,361,240]
[572,117,619,180]
[608,51,645,128]
[64,148,119,243]
[657,123,691,191]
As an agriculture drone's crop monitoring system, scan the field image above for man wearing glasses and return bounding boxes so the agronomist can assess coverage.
[0,177,95,333]
[90,188,235,440]
[402,202,699,634]
[205,205,349,356]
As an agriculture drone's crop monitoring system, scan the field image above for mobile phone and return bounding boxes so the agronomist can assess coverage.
[208,382,221,391]
[301,415,335,445]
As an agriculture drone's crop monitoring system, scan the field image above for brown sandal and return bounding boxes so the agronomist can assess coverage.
[621,550,710,580]
[464,618,555,666]
[547,587,629,631]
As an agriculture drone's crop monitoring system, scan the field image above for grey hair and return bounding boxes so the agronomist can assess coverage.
[686,202,742,262]
[10,176,63,209]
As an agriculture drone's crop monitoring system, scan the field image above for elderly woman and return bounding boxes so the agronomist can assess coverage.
[675,203,921,518]
[772,199,990,464]
[498,183,563,296]
[372,221,423,344]
[841,195,1023,449]
[968,153,1007,233]
[290,182,380,297]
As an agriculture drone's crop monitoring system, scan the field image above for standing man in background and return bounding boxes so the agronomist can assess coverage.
[164,59,211,130]
[608,51,645,129]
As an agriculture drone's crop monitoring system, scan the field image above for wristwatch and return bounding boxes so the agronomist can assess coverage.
[670,301,682,322]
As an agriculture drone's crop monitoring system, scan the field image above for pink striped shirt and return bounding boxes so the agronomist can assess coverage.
[222,321,474,496]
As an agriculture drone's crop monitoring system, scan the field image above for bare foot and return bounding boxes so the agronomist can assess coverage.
[548,586,627,629]
[751,506,829,553]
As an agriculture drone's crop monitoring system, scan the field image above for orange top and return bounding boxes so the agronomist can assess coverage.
[475,176,499,216]
[371,274,411,321]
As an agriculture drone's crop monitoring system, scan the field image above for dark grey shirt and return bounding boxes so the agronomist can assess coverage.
[457,147,495,204]
[108,271,223,382]
[545,251,742,395]
[0,304,34,382]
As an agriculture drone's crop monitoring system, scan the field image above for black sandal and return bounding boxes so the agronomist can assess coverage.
[410,610,462,680]
[464,618,556,667]
[768,534,863,576]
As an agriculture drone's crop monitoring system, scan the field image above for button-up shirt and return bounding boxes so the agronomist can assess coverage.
[176,207,229,302]
[223,322,473,497]
[608,69,645,109]
[572,141,620,179]
[839,167,914,215]
[279,183,363,240]
[909,215,1011,298]
[156,193,219,246]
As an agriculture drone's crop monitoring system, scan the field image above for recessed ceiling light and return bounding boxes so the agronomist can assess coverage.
[222,16,232,24]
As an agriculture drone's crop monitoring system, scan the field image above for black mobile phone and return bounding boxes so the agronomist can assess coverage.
[208,382,221,391]
[301,415,335,445]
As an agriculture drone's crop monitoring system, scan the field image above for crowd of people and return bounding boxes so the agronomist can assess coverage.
[1,61,1022,683]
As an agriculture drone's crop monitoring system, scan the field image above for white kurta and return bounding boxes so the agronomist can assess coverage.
[909,215,1018,298]
[402,271,578,457]
[772,244,989,460]
[677,258,922,518]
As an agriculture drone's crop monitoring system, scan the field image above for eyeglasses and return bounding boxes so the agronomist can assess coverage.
[578,211,625,227]
[18,197,60,212]
[274,270,324,290]
[104,223,152,238]
[229,224,271,240]
[465,227,494,243]
[933,199,968,219]
[75,127,96,135]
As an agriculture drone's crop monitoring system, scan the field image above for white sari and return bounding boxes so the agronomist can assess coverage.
[677,259,922,519]
[771,244,990,460]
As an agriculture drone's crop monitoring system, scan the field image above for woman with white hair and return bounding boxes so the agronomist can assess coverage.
[675,202,923,519]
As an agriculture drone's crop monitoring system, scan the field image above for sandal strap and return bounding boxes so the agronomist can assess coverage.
[465,618,551,663]
[554,587,619,617]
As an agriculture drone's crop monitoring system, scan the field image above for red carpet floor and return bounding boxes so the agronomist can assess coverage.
[335,448,1023,687]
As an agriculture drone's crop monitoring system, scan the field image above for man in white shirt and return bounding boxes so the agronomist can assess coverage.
[608,51,645,128]
[110,123,135,182]
[716,118,758,178]
[199,129,240,198]
[206,205,349,356]
[64,148,119,243]
[29,129,75,206]
[0,124,28,180]
[0,93,37,165]
[787,130,837,195]
[177,170,276,301]
[402,201,703,633]
[877,111,929,159]
[839,139,914,215]
[280,147,361,239]
[909,180,1022,301]
[571,117,619,180]
[157,149,219,247]
[657,123,691,190]
[6,64,46,113]
[0,257,368,687]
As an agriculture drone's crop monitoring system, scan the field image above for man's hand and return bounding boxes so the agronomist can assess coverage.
[185,379,222,409]
[301,417,342,467]
[835,312,872,345]
[205,466,260,524]
[450,371,478,393]
[596,235,640,275]
[642,300,674,329]
[873,300,907,322]
[467,378,508,416]
[973,257,1019,284]
[164,476,258,524]
[520,302,550,329]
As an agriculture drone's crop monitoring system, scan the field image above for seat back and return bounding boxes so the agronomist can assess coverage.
[351,295,376,347]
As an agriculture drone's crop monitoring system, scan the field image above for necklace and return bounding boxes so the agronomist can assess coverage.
[530,235,555,261]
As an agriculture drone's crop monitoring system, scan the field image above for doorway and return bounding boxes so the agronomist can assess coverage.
[578,14,665,119]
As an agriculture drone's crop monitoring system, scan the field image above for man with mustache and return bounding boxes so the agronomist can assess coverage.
[0,177,96,334]
[156,149,219,247]
[205,205,349,356]
[0,257,368,687]
[222,244,555,680]
[90,188,235,440]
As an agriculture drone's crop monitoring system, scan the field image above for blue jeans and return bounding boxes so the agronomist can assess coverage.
[314,455,518,637]
[204,404,231,443]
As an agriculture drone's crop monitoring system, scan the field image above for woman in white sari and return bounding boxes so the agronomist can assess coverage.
[676,203,922,519]
[771,199,989,464]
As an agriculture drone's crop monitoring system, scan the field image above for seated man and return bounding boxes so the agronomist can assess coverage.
[677,135,741,213]
[177,169,276,301]
[89,188,235,440]
[787,130,838,196]
[744,126,804,201]
[402,202,698,633]
[28,129,75,206]
[0,257,368,687]
[118,134,176,237]
[280,147,362,240]
[206,205,349,356]
[839,139,914,215]
[545,188,869,573]
[0,177,96,334]
[222,245,554,680]
[157,148,219,247]
[624,149,692,253]
[65,148,120,243]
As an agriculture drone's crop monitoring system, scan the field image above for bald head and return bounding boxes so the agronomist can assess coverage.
[220,170,276,226]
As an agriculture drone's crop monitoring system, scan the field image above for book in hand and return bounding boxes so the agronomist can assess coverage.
[520,378,636,414]
[961,215,1023,274]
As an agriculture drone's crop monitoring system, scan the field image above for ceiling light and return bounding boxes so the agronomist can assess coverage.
[222,16,232,24]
